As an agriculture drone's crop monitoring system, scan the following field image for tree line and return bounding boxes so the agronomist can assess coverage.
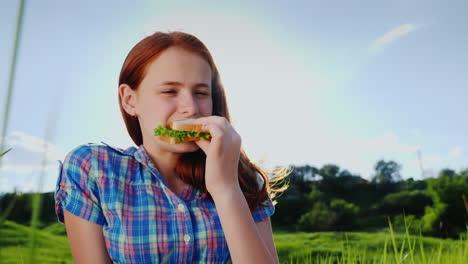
[271,160,468,238]
[1,159,467,238]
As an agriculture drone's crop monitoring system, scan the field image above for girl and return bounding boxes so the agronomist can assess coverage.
[55,31,288,263]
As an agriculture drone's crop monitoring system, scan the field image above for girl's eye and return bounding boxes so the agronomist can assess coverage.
[196,92,210,96]
[162,90,176,94]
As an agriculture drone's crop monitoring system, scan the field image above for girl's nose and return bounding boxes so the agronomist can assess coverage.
[178,92,199,117]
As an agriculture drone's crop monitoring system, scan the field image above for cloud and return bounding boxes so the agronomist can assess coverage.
[370,24,420,53]
[347,132,420,178]
[449,146,462,157]
[0,131,64,175]
[359,131,420,154]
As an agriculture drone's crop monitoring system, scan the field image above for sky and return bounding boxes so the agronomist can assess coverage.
[0,0,467,193]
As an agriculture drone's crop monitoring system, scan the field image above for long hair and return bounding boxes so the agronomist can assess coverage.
[118,31,289,212]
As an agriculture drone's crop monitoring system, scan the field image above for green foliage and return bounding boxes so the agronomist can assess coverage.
[297,202,337,231]
[41,222,67,236]
[296,198,360,232]
[421,174,468,238]
[372,160,402,184]
[421,199,447,235]
[391,214,422,233]
[274,229,468,263]
[272,163,467,239]
[330,199,360,230]
[439,168,457,178]
[381,190,433,216]
[319,164,340,180]
[0,192,56,227]
[0,220,72,263]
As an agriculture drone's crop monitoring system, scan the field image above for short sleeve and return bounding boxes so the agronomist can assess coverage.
[54,144,106,225]
[252,174,275,222]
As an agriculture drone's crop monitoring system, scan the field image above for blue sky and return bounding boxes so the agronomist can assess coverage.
[0,0,467,193]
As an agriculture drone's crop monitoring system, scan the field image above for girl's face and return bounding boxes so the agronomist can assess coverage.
[122,46,213,153]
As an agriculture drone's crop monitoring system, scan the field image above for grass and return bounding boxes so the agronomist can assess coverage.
[273,227,468,263]
[1,219,468,263]
[0,220,72,263]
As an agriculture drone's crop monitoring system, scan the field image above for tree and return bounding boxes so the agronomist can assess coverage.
[439,168,456,178]
[337,169,353,178]
[371,160,402,183]
[319,164,340,180]
[421,174,468,238]
[459,168,468,177]
[330,199,360,230]
[380,190,433,217]
[297,201,337,231]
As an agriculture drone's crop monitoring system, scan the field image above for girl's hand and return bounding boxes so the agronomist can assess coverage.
[193,116,241,196]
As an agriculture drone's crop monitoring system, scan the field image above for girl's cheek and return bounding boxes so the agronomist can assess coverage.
[202,101,213,115]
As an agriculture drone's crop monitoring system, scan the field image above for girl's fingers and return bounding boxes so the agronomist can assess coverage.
[203,122,223,136]
[194,138,210,153]
[193,116,229,131]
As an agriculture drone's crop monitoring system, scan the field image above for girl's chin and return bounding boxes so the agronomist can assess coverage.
[170,141,200,152]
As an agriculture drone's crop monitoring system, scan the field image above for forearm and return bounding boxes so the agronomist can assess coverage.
[212,183,276,264]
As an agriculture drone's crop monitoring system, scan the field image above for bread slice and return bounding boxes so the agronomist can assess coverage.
[168,119,204,132]
[159,135,201,144]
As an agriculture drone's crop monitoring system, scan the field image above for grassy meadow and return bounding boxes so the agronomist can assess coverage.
[1,219,467,263]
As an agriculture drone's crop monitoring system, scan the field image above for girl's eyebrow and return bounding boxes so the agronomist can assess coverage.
[159,81,210,89]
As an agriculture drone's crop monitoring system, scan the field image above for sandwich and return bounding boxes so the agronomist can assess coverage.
[154,119,211,144]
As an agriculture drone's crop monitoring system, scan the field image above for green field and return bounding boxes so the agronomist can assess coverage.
[274,231,468,263]
[1,220,467,263]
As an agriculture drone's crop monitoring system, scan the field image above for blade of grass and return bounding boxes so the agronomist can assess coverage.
[0,0,25,169]
[0,0,25,248]
[418,230,426,264]
[388,217,401,264]
[436,242,443,264]
[0,148,12,157]
[383,235,388,264]
[403,214,416,264]
[464,226,468,262]
[0,191,18,225]
[26,191,42,264]
[344,232,351,264]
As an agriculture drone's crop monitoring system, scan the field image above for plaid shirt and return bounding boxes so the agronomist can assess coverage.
[54,142,274,263]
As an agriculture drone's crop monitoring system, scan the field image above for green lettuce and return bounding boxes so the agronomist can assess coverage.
[154,125,211,143]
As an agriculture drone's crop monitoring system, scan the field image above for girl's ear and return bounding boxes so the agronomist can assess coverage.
[119,84,138,117]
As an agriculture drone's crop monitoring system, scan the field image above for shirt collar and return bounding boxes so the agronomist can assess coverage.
[100,141,156,170]
[100,141,138,156]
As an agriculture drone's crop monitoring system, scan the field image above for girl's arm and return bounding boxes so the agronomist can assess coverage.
[212,185,279,264]
[194,116,279,263]
[256,217,280,263]
[64,209,113,264]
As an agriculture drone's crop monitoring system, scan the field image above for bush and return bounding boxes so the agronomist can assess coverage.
[391,214,422,233]
[330,199,360,230]
[296,199,360,231]
[381,190,433,217]
[297,202,337,231]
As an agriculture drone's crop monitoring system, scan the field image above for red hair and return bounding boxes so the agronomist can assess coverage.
[118,31,288,212]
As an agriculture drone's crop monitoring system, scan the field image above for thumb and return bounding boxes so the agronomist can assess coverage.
[194,138,210,154]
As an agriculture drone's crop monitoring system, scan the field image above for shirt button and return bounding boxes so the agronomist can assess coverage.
[184,234,191,244]
[178,204,185,212]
